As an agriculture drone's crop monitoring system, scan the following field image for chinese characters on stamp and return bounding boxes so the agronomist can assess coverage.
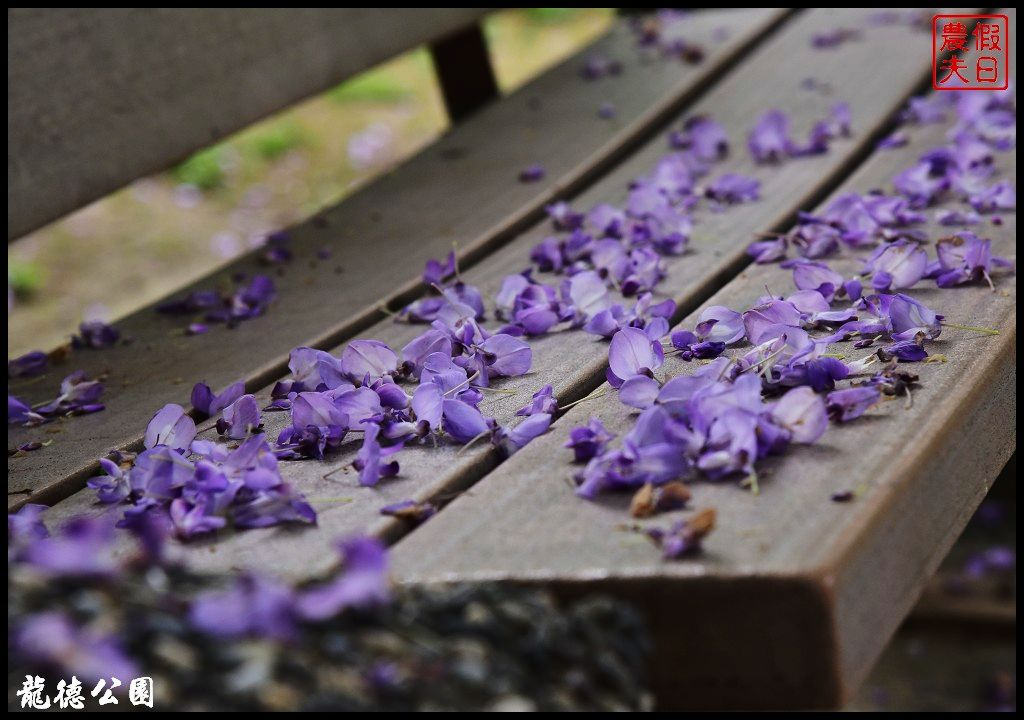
[933,14,1010,90]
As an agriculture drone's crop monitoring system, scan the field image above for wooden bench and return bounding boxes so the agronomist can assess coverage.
[8,8,1016,710]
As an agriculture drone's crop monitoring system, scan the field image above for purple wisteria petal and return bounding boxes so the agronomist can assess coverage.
[567,270,613,323]
[340,340,398,385]
[441,398,491,444]
[546,201,584,231]
[933,232,1012,288]
[144,404,197,452]
[380,499,437,523]
[878,340,928,362]
[618,374,661,409]
[294,537,390,621]
[8,395,43,425]
[32,371,106,418]
[191,380,245,417]
[742,299,802,344]
[792,223,841,258]
[650,509,716,558]
[705,173,760,204]
[789,260,845,301]
[8,503,50,549]
[170,497,227,537]
[216,394,262,439]
[746,236,788,263]
[887,293,942,341]
[608,327,664,385]
[478,333,532,380]
[14,611,138,684]
[968,181,1015,213]
[748,109,793,162]
[422,251,457,285]
[516,384,558,417]
[289,391,348,430]
[22,517,119,578]
[696,305,745,344]
[87,458,130,503]
[420,352,470,394]
[863,240,928,290]
[129,446,196,499]
[671,115,729,161]
[71,320,120,349]
[826,386,881,422]
[935,208,981,226]
[190,574,296,640]
[565,417,616,463]
[353,422,400,487]
[411,382,443,430]
[400,329,453,379]
[8,350,48,378]
[770,386,828,443]
[501,412,553,453]
[288,347,348,390]
[519,164,545,183]
[332,387,383,426]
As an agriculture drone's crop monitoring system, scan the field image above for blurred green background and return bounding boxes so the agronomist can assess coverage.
[7,8,614,357]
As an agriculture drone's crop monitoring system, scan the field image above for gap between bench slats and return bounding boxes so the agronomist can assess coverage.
[8,8,788,509]
[390,83,1015,710]
[42,8,956,584]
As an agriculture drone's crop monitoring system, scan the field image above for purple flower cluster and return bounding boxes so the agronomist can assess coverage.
[87,402,313,539]
[271,309,538,481]
[9,504,389,674]
[565,87,1014,557]
[563,277,955,543]
[190,536,390,636]
[747,104,851,163]
[157,273,276,331]
[79,244,542,541]
[745,93,1015,291]
[70,320,121,349]
[13,609,139,685]
[572,356,829,498]
[630,10,705,64]
[515,116,753,328]
[8,371,106,426]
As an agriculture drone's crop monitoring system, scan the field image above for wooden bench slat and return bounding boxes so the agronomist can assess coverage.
[8,8,787,508]
[389,88,1016,709]
[7,8,490,240]
[40,6,956,589]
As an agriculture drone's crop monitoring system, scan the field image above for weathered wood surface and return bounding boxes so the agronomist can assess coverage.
[8,8,787,509]
[7,8,489,240]
[43,7,955,588]
[389,107,1017,707]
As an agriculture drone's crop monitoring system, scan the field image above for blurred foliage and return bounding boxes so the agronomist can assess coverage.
[173,146,226,191]
[8,260,43,300]
[329,70,413,104]
[250,121,306,161]
[524,7,584,23]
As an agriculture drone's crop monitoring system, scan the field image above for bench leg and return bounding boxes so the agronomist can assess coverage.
[430,22,500,123]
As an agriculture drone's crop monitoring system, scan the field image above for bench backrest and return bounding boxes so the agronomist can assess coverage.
[7,8,488,241]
